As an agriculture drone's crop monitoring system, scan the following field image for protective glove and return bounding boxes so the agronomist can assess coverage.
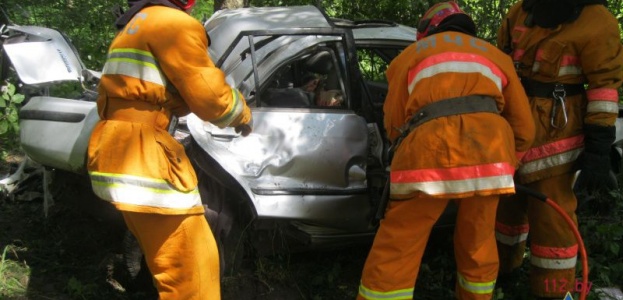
[574,153,618,192]
[235,124,252,137]
[574,124,618,193]
[234,116,253,137]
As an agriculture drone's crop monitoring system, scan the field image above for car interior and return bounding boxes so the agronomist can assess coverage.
[259,49,345,108]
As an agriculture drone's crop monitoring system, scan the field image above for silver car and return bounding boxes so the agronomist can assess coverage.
[0,5,420,275]
[188,5,422,271]
[3,5,622,278]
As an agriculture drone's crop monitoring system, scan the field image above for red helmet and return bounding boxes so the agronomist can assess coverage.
[169,0,196,10]
[417,1,472,40]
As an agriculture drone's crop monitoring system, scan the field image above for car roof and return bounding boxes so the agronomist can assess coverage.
[204,5,416,61]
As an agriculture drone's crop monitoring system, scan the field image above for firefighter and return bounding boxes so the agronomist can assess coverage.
[495,0,623,299]
[357,2,535,299]
[87,0,253,299]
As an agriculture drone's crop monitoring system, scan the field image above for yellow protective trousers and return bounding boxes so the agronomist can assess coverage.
[358,195,499,300]
[496,172,578,298]
[122,211,220,300]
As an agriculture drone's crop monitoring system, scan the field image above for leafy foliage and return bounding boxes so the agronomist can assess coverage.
[0,82,23,152]
[2,0,125,70]
[1,0,621,68]
[577,189,623,293]
[191,0,215,22]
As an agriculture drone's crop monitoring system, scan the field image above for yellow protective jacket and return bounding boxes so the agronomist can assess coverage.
[87,5,251,215]
[384,31,535,199]
[498,2,623,183]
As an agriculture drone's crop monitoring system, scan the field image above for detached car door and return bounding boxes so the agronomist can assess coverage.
[1,25,98,173]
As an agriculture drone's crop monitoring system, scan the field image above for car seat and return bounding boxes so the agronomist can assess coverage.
[305,50,341,93]
[263,88,312,108]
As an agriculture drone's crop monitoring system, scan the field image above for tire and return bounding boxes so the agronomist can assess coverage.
[188,137,253,278]
[121,230,158,299]
[122,230,144,280]
[120,204,250,286]
[208,204,249,277]
[200,178,250,278]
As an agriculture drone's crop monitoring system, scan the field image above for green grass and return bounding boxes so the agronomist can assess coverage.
[0,245,30,299]
[1,147,623,299]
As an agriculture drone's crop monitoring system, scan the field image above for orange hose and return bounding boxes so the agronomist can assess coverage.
[515,185,589,300]
[544,198,589,300]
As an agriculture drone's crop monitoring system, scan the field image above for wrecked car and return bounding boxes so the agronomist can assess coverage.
[0,5,421,275]
[2,5,623,280]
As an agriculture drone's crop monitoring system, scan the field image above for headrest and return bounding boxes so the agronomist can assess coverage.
[305,51,333,75]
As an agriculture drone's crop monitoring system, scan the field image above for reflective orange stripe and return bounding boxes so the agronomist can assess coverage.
[495,222,529,245]
[391,163,515,196]
[408,51,508,94]
[516,150,527,161]
[392,162,515,183]
[521,135,584,163]
[587,88,619,102]
[535,50,579,67]
[495,222,529,236]
[512,48,525,61]
[531,244,578,259]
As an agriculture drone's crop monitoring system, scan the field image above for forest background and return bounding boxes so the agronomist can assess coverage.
[1,0,622,146]
[1,0,623,299]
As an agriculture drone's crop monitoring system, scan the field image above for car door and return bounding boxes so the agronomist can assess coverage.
[187,30,374,231]
[1,25,99,173]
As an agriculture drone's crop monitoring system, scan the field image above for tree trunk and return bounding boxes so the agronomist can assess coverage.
[214,0,248,11]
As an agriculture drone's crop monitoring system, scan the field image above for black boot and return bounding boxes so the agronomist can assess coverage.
[495,268,523,292]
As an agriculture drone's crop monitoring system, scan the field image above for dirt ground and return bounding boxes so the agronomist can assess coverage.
[0,197,460,300]
[0,157,370,300]
[0,191,371,300]
[0,156,461,300]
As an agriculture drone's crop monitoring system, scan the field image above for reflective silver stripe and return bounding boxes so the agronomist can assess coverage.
[358,283,414,300]
[102,48,167,86]
[558,65,582,76]
[89,172,201,209]
[531,62,582,77]
[409,61,503,94]
[211,87,246,128]
[457,273,496,294]
[495,231,528,246]
[391,174,514,196]
[531,256,577,270]
[518,148,582,175]
[587,101,619,114]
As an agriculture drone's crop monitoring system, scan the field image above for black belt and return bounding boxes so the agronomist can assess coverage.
[404,95,499,130]
[389,95,499,160]
[521,78,585,98]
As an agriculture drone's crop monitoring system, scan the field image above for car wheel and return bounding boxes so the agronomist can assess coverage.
[200,176,250,278]
[120,204,249,285]
[186,136,253,277]
[213,205,249,277]
[121,230,157,298]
